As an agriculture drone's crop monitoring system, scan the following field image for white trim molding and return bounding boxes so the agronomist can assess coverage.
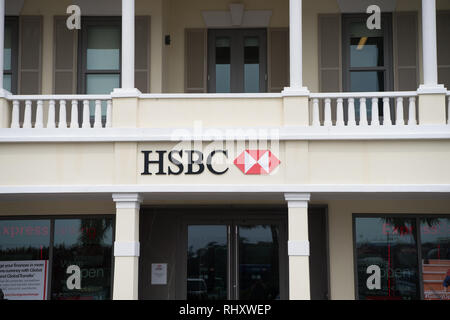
[112,193,143,209]
[202,4,272,28]
[288,240,310,256]
[284,193,311,208]
[114,241,140,257]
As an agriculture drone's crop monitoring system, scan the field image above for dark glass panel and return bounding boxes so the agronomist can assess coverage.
[215,37,231,93]
[238,225,279,300]
[187,225,227,300]
[244,37,260,93]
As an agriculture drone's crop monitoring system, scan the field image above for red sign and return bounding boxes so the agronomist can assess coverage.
[234,150,280,175]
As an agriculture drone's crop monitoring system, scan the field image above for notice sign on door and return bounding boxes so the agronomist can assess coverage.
[0,260,48,300]
[151,263,167,285]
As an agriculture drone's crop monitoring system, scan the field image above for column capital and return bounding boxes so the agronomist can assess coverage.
[112,193,143,209]
[284,193,310,208]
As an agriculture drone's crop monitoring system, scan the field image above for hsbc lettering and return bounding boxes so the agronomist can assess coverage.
[141,150,229,176]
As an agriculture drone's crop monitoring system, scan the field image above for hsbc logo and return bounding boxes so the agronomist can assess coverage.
[141,149,280,176]
[234,150,280,175]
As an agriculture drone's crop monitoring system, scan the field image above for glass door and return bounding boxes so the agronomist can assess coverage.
[208,29,267,93]
[186,220,284,300]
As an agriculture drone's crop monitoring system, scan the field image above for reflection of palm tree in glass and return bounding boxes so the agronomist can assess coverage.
[77,218,113,246]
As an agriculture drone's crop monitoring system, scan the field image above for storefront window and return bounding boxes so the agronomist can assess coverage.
[0,216,113,300]
[0,220,51,300]
[51,218,113,300]
[420,218,450,300]
[355,217,420,300]
[355,216,450,300]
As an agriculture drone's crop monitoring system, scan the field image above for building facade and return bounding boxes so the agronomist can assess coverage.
[0,0,449,300]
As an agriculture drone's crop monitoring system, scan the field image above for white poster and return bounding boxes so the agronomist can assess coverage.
[0,260,49,300]
[151,263,167,285]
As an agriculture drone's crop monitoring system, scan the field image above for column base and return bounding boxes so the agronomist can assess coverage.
[111,88,142,98]
[417,84,447,94]
[282,87,310,97]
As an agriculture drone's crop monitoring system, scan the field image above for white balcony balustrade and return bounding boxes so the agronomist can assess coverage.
[9,95,112,129]
[310,92,419,127]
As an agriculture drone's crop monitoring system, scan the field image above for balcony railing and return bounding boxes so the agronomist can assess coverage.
[9,95,112,129]
[309,92,418,127]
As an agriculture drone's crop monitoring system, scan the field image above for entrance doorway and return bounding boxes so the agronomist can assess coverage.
[181,208,288,300]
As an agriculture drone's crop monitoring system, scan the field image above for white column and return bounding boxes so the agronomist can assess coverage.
[419,0,445,93]
[285,193,311,300]
[0,0,5,92]
[122,0,134,89]
[112,193,142,300]
[283,0,308,95]
[112,0,141,97]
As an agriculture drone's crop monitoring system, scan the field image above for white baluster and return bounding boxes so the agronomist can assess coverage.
[23,100,32,129]
[347,98,356,126]
[35,100,44,129]
[106,100,112,128]
[359,98,368,127]
[312,98,320,126]
[70,100,79,128]
[11,100,20,128]
[47,100,56,129]
[94,100,102,128]
[336,98,344,127]
[82,100,90,128]
[408,97,417,126]
[383,97,392,126]
[371,98,380,126]
[324,98,332,126]
[396,97,404,126]
[59,100,67,129]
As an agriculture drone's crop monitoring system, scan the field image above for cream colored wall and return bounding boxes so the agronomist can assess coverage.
[1,139,450,186]
[326,199,450,300]
[0,200,114,215]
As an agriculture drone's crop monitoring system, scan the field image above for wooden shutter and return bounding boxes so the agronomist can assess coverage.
[437,11,450,88]
[54,16,77,94]
[185,28,207,93]
[19,16,43,94]
[393,12,419,91]
[268,28,289,92]
[318,14,341,92]
[135,16,151,93]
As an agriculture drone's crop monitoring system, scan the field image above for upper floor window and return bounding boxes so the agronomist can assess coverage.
[4,17,18,94]
[79,17,121,95]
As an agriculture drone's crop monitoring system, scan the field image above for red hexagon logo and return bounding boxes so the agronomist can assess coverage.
[234,150,281,175]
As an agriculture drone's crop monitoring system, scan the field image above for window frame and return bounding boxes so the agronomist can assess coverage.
[352,213,450,300]
[4,16,19,94]
[78,16,122,95]
[207,28,268,93]
[0,214,115,300]
[342,13,394,92]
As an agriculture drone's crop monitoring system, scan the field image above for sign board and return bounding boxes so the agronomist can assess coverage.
[151,263,168,285]
[0,260,48,300]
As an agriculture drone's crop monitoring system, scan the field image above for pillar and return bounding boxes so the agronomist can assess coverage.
[112,193,142,300]
[285,193,311,300]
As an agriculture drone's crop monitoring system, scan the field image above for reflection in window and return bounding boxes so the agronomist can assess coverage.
[420,218,450,300]
[355,217,420,300]
[87,26,120,71]
[187,225,227,300]
[50,218,113,300]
